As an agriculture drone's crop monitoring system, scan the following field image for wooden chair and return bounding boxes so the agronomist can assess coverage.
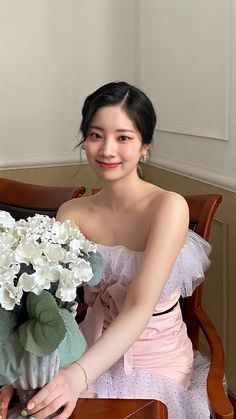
[71,398,168,419]
[0,177,86,220]
[77,190,233,419]
[183,194,234,418]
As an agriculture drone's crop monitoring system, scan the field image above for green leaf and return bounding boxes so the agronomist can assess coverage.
[0,307,17,343]
[18,291,66,356]
[0,331,24,385]
[85,251,104,286]
[58,309,87,368]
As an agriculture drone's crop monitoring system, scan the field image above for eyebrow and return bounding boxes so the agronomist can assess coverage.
[89,125,135,133]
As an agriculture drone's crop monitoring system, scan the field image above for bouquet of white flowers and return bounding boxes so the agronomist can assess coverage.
[0,210,103,391]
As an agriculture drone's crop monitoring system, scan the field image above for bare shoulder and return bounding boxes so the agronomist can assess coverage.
[142,188,189,252]
[154,189,188,210]
[56,196,93,226]
[148,188,189,226]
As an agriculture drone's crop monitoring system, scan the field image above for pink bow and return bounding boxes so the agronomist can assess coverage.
[81,282,133,375]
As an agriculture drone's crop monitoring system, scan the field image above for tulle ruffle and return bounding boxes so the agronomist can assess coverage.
[161,230,211,301]
[95,230,211,303]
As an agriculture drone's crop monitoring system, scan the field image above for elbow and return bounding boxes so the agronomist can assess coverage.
[121,299,155,323]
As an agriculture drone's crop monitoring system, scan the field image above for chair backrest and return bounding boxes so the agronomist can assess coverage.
[183,193,222,348]
[0,177,86,220]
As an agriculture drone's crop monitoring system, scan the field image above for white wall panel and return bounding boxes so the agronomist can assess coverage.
[139,0,231,140]
[138,0,236,189]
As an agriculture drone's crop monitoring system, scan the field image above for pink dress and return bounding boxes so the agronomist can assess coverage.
[81,230,212,419]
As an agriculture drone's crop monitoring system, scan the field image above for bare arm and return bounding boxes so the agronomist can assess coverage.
[26,192,189,419]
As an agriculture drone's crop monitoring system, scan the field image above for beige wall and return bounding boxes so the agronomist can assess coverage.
[1,163,236,395]
[0,164,103,195]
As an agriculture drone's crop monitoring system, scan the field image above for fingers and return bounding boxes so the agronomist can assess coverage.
[26,381,57,414]
[26,383,57,417]
[36,401,75,419]
[0,385,14,419]
[27,395,75,419]
[29,394,64,419]
[26,378,68,418]
[52,403,75,419]
[26,368,80,419]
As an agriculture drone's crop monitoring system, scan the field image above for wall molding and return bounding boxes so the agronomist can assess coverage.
[0,153,87,170]
[157,126,226,141]
[151,153,236,193]
[2,152,236,195]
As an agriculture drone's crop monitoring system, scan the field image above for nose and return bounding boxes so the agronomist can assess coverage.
[99,137,116,158]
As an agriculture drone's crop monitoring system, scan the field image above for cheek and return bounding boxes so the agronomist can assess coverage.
[85,141,98,158]
[124,145,142,161]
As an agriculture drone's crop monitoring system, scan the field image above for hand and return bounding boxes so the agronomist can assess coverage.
[26,363,86,419]
[0,385,14,419]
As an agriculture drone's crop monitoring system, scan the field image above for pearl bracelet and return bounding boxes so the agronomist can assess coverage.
[74,361,89,390]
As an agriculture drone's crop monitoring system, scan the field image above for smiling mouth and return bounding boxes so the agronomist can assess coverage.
[96,161,121,169]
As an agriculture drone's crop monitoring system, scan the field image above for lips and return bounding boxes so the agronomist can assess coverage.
[97,161,121,169]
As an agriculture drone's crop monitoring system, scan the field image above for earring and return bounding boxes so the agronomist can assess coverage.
[140,154,148,163]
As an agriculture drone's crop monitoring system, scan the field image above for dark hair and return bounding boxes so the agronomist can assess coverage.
[79,81,156,145]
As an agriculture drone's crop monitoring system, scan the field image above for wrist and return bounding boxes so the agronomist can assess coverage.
[73,361,89,391]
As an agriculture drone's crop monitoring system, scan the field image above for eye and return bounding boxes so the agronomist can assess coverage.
[88,132,102,140]
[118,135,131,142]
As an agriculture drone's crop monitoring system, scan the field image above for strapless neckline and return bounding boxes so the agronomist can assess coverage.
[95,242,144,254]
[94,230,209,255]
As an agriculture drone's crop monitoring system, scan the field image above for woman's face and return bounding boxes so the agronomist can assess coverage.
[84,105,147,181]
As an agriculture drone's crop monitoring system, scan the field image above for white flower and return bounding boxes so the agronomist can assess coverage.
[0,283,23,310]
[18,265,58,295]
[13,221,28,239]
[69,230,97,254]
[0,213,102,309]
[0,264,20,285]
[81,240,97,254]
[69,258,93,284]
[0,232,18,249]
[50,221,71,244]
[27,214,53,230]
[0,211,15,229]
[0,250,14,271]
[69,238,85,254]
[21,214,54,242]
[56,268,77,302]
[0,248,21,284]
[61,250,79,265]
[43,243,66,263]
[14,239,42,265]
[55,285,77,302]
[56,260,93,302]
[30,255,48,268]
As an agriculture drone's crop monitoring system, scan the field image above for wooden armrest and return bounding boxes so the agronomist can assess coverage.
[76,302,88,324]
[195,307,234,418]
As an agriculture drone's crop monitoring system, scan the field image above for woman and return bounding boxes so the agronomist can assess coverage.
[0,81,211,418]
